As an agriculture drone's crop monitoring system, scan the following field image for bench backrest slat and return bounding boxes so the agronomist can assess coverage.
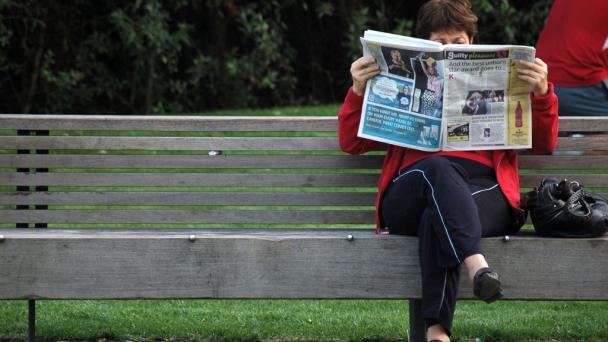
[556,136,607,150]
[0,209,376,224]
[2,114,608,131]
[0,191,377,206]
[519,155,608,169]
[0,173,379,187]
[0,154,384,169]
[0,136,341,151]
[0,115,339,131]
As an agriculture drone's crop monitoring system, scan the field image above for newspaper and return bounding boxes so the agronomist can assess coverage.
[357,30,535,151]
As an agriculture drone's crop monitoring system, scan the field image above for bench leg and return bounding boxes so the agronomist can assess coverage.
[408,299,425,342]
[28,300,35,342]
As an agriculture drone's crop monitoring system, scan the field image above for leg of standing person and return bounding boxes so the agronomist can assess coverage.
[554,81,608,116]
[553,81,608,155]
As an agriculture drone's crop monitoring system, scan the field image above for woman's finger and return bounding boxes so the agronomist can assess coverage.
[356,68,381,80]
[351,56,377,71]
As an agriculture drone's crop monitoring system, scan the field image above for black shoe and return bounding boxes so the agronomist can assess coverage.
[473,267,503,303]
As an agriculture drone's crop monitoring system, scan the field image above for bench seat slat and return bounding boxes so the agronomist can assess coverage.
[0,229,605,300]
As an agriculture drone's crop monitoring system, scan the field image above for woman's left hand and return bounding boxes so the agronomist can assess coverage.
[516,58,549,97]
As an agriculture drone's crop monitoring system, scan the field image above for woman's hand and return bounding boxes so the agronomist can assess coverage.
[351,56,380,96]
[516,58,549,97]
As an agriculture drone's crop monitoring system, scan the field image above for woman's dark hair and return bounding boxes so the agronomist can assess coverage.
[415,0,478,40]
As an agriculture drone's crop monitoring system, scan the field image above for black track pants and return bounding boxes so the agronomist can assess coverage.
[380,156,517,335]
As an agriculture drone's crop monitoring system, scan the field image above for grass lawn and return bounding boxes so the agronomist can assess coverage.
[0,299,607,342]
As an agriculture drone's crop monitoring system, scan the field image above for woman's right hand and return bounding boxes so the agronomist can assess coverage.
[351,56,380,96]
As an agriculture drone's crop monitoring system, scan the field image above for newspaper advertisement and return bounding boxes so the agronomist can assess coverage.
[357,30,534,152]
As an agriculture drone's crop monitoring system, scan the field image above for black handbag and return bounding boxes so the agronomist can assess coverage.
[522,178,608,238]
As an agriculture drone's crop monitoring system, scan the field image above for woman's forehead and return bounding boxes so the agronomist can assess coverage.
[429,30,470,43]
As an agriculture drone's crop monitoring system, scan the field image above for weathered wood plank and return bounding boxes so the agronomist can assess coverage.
[0,229,605,300]
[556,136,608,150]
[519,174,608,188]
[10,135,606,152]
[519,155,608,169]
[0,209,375,224]
[0,115,338,131]
[0,173,378,187]
[1,115,607,133]
[0,191,376,206]
[0,154,383,169]
[0,136,340,151]
[4,154,608,170]
[558,117,608,132]
[6,173,606,188]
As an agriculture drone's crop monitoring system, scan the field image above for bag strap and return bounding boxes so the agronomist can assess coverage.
[566,188,591,214]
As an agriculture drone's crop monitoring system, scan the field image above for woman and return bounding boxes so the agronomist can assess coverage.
[415,55,443,117]
[420,56,442,94]
[388,49,414,78]
[338,1,558,341]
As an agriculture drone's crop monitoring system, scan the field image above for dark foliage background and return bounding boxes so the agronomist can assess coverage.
[0,0,552,114]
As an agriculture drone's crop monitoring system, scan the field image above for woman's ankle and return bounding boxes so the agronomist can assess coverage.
[464,253,489,281]
[426,324,450,342]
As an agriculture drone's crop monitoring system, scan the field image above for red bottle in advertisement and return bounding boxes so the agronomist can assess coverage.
[515,101,523,128]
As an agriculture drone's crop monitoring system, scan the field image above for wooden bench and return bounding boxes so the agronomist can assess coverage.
[0,114,607,342]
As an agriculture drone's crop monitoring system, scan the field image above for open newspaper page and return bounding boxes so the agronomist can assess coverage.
[357,31,445,151]
[441,44,535,150]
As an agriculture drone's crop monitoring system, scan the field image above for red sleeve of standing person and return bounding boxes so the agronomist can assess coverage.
[536,0,608,87]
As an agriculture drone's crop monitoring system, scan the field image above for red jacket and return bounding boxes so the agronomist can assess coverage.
[536,0,608,86]
[338,85,559,232]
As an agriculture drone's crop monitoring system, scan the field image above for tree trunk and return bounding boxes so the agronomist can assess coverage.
[144,52,156,114]
[22,29,46,114]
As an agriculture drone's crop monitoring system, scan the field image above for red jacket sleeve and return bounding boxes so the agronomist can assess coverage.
[338,87,384,155]
[529,82,559,154]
